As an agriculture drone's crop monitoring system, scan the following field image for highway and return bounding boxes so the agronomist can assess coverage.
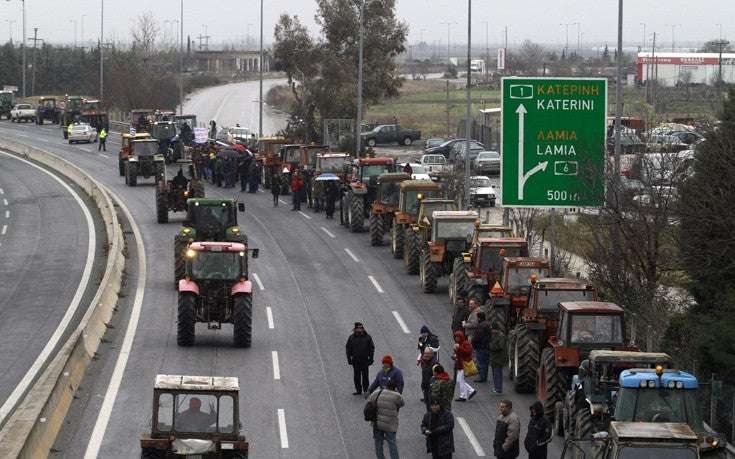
[0,117,563,458]
[0,149,102,427]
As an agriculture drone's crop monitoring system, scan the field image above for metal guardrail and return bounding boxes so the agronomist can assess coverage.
[109,120,130,134]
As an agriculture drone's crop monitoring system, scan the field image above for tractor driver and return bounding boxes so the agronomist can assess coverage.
[571,316,595,343]
[176,397,217,432]
[172,168,189,189]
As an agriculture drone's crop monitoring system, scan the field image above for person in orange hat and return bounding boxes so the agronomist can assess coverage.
[367,355,404,396]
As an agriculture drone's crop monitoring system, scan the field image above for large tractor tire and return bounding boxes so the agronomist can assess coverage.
[339,195,348,226]
[450,257,470,303]
[511,325,540,394]
[349,195,364,233]
[553,401,566,437]
[156,186,169,223]
[574,406,593,440]
[232,293,253,348]
[118,158,125,176]
[154,161,165,183]
[369,213,384,246]
[127,163,138,186]
[540,347,567,423]
[391,223,404,259]
[488,305,507,337]
[174,236,187,286]
[177,293,196,346]
[404,228,420,275]
[419,248,440,293]
[140,448,165,459]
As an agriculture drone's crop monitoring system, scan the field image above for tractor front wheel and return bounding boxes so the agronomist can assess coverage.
[404,227,420,275]
[127,163,138,186]
[349,195,364,233]
[574,406,593,440]
[233,293,253,348]
[177,293,196,346]
[540,347,566,423]
[118,158,125,176]
[391,223,404,258]
[369,213,383,246]
[156,186,169,223]
[512,325,540,394]
[420,249,439,293]
[174,236,187,286]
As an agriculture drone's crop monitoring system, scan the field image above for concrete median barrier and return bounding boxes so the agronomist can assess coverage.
[0,138,127,458]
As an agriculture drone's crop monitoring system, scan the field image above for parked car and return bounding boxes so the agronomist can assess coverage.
[473,151,501,174]
[68,123,98,144]
[469,175,496,207]
[420,154,450,174]
[10,103,36,123]
[361,124,421,147]
[647,134,691,153]
[424,138,445,149]
[450,140,486,164]
[425,138,474,158]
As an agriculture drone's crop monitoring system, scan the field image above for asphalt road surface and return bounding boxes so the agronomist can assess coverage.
[0,149,102,427]
[0,118,564,458]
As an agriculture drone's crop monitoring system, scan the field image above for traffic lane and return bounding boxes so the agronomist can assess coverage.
[0,154,92,410]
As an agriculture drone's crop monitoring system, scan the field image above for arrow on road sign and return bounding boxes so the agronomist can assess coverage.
[516,103,548,200]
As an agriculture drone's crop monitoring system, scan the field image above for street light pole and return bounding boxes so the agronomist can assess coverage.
[81,14,86,48]
[560,23,572,54]
[463,0,472,210]
[613,0,623,182]
[99,0,103,99]
[179,0,183,115]
[5,19,15,43]
[258,0,263,137]
[355,0,365,157]
[640,22,646,51]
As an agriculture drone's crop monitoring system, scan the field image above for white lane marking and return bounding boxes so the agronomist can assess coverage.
[98,153,110,159]
[278,199,287,205]
[277,409,289,448]
[298,210,312,220]
[79,147,93,152]
[84,187,146,459]
[344,248,359,263]
[0,151,96,426]
[266,306,274,329]
[252,272,264,291]
[1,224,6,235]
[2,199,7,206]
[0,188,3,194]
[368,275,384,293]
[391,311,410,334]
[457,417,487,456]
[321,226,336,239]
[4,210,8,218]
[272,351,281,380]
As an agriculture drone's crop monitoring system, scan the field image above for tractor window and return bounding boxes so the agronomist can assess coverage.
[191,252,241,280]
[537,289,594,312]
[151,124,177,139]
[157,393,174,431]
[618,446,697,459]
[282,148,300,163]
[192,205,234,228]
[218,395,235,433]
[479,247,524,272]
[506,267,550,292]
[43,100,56,108]
[318,156,347,172]
[134,142,159,156]
[381,182,401,206]
[403,190,437,214]
[361,165,392,180]
[615,388,704,432]
[174,394,218,433]
[570,314,623,344]
[435,220,476,239]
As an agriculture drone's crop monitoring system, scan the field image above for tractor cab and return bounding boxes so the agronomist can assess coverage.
[416,198,458,227]
[151,121,182,163]
[131,108,154,132]
[184,242,257,283]
[376,173,409,207]
[522,278,597,333]
[182,199,245,241]
[398,181,443,218]
[471,238,528,276]
[431,211,478,247]
[316,153,350,176]
[124,139,165,186]
[351,157,395,186]
[141,374,249,458]
[498,257,551,302]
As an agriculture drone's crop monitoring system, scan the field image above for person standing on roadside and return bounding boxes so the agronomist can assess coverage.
[462,298,481,342]
[324,181,339,219]
[271,173,282,207]
[430,364,453,412]
[291,171,305,211]
[346,322,375,395]
[451,296,469,333]
[368,355,404,395]
[98,127,108,151]
[494,400,520,459]
[417,325,440,363]
[420,348,438,410]
[451,331,476,402]
[238,155,250,192]
[471,311,492,383]
[421,397,455,459]
[489,322,506,394]
[367,379,404,459]
[524,401,552,459]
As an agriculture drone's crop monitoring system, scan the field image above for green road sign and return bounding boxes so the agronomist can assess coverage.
[501,77,607,207]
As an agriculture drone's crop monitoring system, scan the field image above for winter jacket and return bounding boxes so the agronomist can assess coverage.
[368,366,405,394]
[452,330,473,371]
[489,331,507,368]
[367,388,404,433]
[451,305,470,333]
[421,409,455,456]
[291,176,304,193]
[494,411,520,458]
[471,319,493,352]
[417,330,440,361]
[271,175,282,196]
[464,308,481,341]
[430,372,453,412]
[420,355,438,391]
[524,401,552,459]
[345,332,375,366]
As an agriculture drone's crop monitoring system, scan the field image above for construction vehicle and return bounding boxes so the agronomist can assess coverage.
[156,168,206,223]
[404,198,459,275]
[389,180,443,259]
[35,97,59,124]
[448,228,521,305]
[418,210,479,293]
[174,198,247,284]
[340,157,396,233]
[369,172,410,246]
[123,138,165,187]
[141,374,249,458]
[256,137,288,189]
[537,302,633,428]
[0,90,13,120]
[178,241,258,347]
[507,278,597,394]
[561,422,701,459]
[59,95,84,138]
[150,120,184,163]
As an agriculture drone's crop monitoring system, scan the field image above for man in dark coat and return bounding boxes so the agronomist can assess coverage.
[471,311,492,383]
[421,397,455,459]
[419,348,438,411]
[451,297,469,333]
[271,173,282,206]
[417,325,441,364]
[524,401,551,459]
[489,322,507,394]
[238,155,251,192]
[345,322,375,395]
[324,182,339,219]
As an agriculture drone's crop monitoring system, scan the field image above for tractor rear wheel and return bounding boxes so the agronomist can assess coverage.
[465,286,486,307]
[488,306,507,336]
[391,223,404,258]
[177,293,196,346]
[127,163,138,186]
[420,248,439,293]
[141,448,165,459]
[574,406,593,440]
[349,195,364,233]
[404,228,420,275]
[232,293,253,348]
[451,257,470,303]
[339,195,348,226]
[553,401,565,437]
[540,347,566,423]
[174,236,187,286]
[512,325,540,394]
[156,186,169,223]
[118,158,125,176]
[369,213,383,246]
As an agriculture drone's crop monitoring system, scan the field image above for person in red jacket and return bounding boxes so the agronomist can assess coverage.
[452,330,477,402]
[291,171,305,211]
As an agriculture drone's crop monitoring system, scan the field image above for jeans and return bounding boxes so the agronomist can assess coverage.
[475,349,490,381]
[373,428,398,459]
[492,366,503,393]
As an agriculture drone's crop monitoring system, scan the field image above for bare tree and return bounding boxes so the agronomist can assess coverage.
[131,12,160,57]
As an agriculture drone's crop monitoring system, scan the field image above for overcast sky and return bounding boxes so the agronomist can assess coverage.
[0,0,731,50]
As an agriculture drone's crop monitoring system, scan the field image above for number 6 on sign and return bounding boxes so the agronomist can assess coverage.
[554,161,578,176]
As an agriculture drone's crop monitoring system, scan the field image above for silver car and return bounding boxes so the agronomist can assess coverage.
[473,151,501,174]
[469,175,496,207]
[68,123,98,144]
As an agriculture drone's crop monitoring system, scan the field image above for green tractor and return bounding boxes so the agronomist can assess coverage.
[125,138,166,186]
[389,180,443,259]
[156,168,205,223]
[404,198,458,275]
[0,90,14,120]
[174,198,247,285]
[59,95,84,138]
[340,157,395,233]
[368,172,410,246]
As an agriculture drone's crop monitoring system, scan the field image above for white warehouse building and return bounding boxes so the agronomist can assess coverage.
[636,52,735,87]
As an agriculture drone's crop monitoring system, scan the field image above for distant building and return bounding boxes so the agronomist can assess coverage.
[193,50,271,75]
[637,52,735,86]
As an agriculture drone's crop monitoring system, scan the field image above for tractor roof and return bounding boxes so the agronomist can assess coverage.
[187,198,234,206]
[400,180,442,191]
[476,224,513,232]
[131,108,154,113]
[534,278,592,290]
[121,133,152,140]
[155,374,239,392]
[503,257,549,267]
[318,153,350,158]
[132,139,159,144]
[189,241,246,252]
[378,172,410,183]
[619,368,698,389]
[589,350,672,365]
[560,301,624,314]
[420,198,455,205]
[356,157,394,166]
[478,237,527,245]
[610,422,697,442]
[433,210,479,220]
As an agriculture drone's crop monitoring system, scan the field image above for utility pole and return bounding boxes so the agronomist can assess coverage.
[575,22,581,53]
[81,14,86,48]
[666,24,681,52]
[258,0,263,137]
[560,23,573,54]
[463,0,472,210]
[640,23,646,51]
[651,32,657,112]
[715,39,730,106]
[355,0,365,157]
[482,21,489,81]
[69,19,77,48]
[5,19,15,43]
[100,0,104,100]
[28,27,40,96]
[179,0,183,115]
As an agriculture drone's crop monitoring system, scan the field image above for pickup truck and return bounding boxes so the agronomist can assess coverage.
[420,154,450,174]
[10,104,36,123]
[361,124,421,147]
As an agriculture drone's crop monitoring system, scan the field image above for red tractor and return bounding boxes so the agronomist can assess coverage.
[340,157,395,232]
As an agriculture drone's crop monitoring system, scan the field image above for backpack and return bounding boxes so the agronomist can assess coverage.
[363,389,383,422]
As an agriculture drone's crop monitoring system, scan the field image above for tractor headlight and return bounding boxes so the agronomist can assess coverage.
[239,251,245,257]
[676,381,683,389]
[186,249,196,258]
[668,381,676,389]
[183,228,191,234]
[232,227,240,233]
[647,380,656,388]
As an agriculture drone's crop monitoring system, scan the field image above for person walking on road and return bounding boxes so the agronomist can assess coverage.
[420,348,438,410]
[489,322,507,394]
[346,322,375,395]
[524,401,552,459]
[421,397,455,459]
[494,400,520,459]
[271,173,282,207]
[367,379,404,459]
[417,325,440,364]
[462,298,481,342]
[367,355,404,395]
[430,364,453,412]
[451,297,469,333]
[324,182,339,219]
[238,156,250,192]
[471,311,492,383]
[291,172,305,211]
[451,331,476,402]
[98,127,108,151]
